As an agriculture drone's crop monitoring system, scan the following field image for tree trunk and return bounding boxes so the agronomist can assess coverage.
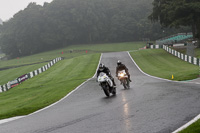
[192,24,196,40]
[195,21,200,48]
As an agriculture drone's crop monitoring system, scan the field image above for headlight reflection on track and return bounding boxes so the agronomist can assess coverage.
[122,92,131,131]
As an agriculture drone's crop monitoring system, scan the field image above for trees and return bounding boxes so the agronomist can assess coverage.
[0,0,190,58]
[149,0,200,44]
[0,3,47,57]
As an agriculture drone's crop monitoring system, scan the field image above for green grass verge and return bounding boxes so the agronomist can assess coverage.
[0,53,100,119]
[66,42,146,52]
[0,42,145,69]
[0,63,47,85]
[130,49,199,81]
[179,120,200,133]
[194,48,200,58]
[0,42,145,85]
[174,47,200,58]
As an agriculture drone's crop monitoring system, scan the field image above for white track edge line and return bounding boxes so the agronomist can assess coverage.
[127,51,200,133]
[0,53,103,125]
[92,53,102,78]
[172,114,200,133]
[0,116,25,125]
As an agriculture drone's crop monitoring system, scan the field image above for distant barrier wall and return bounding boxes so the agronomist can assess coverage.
[0,57,63,93]
[146,44,200,66]
[163,45,200,66]
[150,45,163,49]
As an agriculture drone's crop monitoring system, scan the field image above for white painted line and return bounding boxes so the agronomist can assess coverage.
[30,78,92,116]
[127,51,176,82]
[0,54,103,125]
[127,51,200,132]
[31,53,102,115]
[172,114,200,133]
[0,116,25,124]
[92,53,102,78]
[0,78,92,124]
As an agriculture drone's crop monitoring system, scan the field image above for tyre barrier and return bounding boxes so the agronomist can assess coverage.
[0,57,63,93]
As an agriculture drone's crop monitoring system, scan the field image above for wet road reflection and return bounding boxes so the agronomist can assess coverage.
[122,91,131,132]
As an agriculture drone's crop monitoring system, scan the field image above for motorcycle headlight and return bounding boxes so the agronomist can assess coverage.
[120,73,124,77]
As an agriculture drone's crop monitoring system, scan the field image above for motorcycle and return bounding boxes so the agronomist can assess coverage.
[97,72,116,97]
[117,70,130,89]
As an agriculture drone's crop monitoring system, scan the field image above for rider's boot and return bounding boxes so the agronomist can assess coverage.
[128,75,132,82]
[113,80,116,88]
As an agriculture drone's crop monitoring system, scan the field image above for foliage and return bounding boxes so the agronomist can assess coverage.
[0,0,190,58]
[149,0,200,43]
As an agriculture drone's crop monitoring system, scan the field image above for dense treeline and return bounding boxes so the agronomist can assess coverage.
[0,0,189,58]
[149,0,200,46]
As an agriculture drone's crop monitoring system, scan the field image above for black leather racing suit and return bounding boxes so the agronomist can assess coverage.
[97,67,116,86]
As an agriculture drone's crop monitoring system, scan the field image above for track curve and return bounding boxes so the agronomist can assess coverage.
[0,52,200,133]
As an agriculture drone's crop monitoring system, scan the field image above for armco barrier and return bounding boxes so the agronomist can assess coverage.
[0,57,63,93]
[163,45,200,66]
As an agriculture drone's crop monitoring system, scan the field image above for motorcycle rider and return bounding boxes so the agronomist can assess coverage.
[97,63,116,88]
[116,60,131,82]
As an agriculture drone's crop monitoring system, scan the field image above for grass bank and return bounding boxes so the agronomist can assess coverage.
[0,53,100,119]
[0,63,47,85]
[130,49,199,81]
[174,47,200,58]
[0,42,145,85]
[0,42,145,69]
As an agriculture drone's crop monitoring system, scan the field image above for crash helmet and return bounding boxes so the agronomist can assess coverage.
[117,60,122,66]
[99,63,105,71]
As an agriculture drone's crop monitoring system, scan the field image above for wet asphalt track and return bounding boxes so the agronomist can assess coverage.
[1,52,200,133]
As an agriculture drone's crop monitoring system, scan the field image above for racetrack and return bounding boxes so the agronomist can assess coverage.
[0,52,200,133]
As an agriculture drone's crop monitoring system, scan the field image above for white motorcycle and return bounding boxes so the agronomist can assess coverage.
[117,70,130,89]
[97,72,116,97]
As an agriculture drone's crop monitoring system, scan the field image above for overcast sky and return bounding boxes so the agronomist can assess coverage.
[0,0,53,21]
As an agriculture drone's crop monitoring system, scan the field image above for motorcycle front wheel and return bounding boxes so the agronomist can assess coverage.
[103,86,110,97]
[112,87,116,95]
[123,78,130,89]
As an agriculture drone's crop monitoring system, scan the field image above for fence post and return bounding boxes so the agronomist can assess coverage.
[0,86,2,93]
